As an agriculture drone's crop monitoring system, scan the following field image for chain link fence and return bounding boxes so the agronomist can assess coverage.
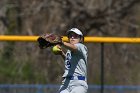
[0,84,139,93]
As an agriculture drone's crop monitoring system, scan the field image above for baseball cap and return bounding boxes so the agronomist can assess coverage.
[67,28,83,36]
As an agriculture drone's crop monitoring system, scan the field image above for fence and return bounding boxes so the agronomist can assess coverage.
[0,84,140,93]
[0,36,140,43]
[0,36,140,93]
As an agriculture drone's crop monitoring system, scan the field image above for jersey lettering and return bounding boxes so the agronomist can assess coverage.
[65,51,71,69]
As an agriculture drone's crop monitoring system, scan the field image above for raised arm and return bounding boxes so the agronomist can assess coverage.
[62,41,78,52]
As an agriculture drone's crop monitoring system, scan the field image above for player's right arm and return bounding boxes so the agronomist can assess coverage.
[62,42,78,52]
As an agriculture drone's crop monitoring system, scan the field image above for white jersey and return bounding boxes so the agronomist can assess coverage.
[62,43,88,80]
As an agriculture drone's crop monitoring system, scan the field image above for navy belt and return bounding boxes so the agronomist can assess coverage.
[66,76,85,80]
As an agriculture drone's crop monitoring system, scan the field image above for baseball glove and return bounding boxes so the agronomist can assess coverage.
[37,33,62,49]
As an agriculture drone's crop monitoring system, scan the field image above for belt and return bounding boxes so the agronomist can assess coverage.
[65,76,85,80]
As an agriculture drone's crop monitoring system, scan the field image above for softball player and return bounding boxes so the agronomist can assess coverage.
[57,28,88,93]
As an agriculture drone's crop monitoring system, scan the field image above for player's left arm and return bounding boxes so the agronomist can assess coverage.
[61,51,66,60]
[55,45,66,60]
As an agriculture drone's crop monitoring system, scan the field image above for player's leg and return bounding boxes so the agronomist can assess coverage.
[58,78,71,93]
[70,86,87,93]
[59,89,69,93]
[58,84,69,93]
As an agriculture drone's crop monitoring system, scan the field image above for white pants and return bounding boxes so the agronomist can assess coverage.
[59,78,88,93]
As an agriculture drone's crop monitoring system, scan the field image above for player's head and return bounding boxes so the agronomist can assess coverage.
[67,28,84,44]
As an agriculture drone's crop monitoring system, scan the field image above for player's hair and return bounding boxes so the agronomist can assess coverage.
[79,36,84,43]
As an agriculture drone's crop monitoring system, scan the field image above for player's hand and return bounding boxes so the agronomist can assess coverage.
[55,45,66,58]
[53,45,63,55]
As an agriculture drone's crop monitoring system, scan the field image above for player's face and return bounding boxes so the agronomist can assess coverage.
[68,32,80,44]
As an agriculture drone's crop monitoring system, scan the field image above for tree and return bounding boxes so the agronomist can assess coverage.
[0,0,140,84]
